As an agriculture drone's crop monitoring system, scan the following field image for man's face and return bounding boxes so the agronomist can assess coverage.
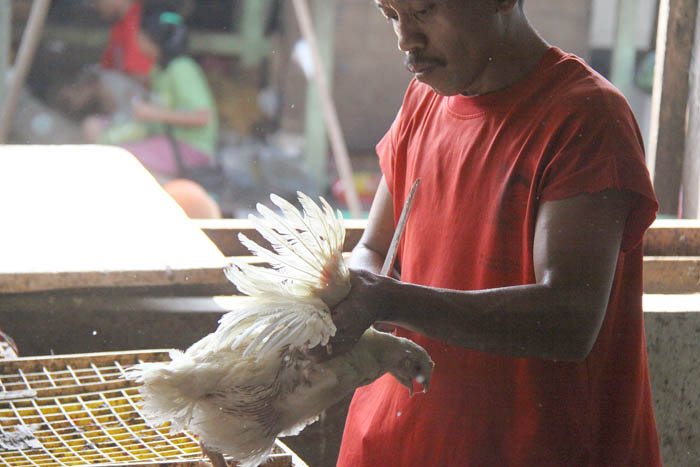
[375,0,504,96]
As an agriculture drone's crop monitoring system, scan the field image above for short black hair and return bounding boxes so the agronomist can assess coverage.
[140,9,189,67]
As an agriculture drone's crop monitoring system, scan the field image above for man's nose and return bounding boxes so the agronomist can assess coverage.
[395,18,426,53]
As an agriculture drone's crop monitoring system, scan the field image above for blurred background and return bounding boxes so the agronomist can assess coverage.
[2,0,662,218]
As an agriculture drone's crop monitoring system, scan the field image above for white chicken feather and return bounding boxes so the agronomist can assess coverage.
[218,192,350,360]
[126,192,433,467]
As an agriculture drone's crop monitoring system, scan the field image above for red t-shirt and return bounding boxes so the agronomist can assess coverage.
[100,1,153,76]
[337,47,661,466]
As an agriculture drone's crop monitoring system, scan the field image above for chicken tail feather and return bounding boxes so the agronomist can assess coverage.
[124,350,205,433]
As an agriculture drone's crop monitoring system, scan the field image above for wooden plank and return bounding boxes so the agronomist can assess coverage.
[199,218,700,294]
[8,292,695,316]
[196,218,367,256]
[0,146,227,293]
[5,179,685,295]
[2,267,225,293]
[643,219,700,255]
[682,8,700,217]
[195,218,260,257]
[643,256,700,293]
[0,294,249,314]
[648,0,698,215]
[25,25,272,59]
[200,218,700,257]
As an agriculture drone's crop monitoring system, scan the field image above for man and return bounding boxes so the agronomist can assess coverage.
[330,0,662,465]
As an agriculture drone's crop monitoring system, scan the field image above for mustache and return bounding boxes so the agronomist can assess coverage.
[404,55,444,69]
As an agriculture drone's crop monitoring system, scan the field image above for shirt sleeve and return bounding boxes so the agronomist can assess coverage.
[376,114,399,193]
[376,79,424,196]
[538,89,658,251]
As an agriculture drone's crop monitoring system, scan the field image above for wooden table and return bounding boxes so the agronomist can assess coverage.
[0,145,228,293]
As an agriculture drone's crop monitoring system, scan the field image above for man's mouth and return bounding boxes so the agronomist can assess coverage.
[405,57,443,75]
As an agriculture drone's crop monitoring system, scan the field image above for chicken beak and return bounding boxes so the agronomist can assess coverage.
[416,374,430,393]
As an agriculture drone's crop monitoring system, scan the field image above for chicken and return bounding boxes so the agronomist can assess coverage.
[126,192,433,467]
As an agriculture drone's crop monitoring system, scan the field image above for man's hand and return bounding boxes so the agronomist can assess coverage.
[309,269,386,360]
[306,175,399,361]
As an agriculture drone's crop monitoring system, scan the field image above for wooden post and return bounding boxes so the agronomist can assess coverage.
[610,0,638,99]
[239,0,270,67]
[0,1,10,106]
[302,0,334,195]
[648,0,698,216]
[293,0,363,217]
[0,0,51,143]
[681,8,700,218]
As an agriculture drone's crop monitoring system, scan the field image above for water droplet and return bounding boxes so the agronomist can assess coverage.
[92,330,98,336]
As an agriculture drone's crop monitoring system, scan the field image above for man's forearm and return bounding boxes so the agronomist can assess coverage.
[372,275,609,361]
[347,243,385,274]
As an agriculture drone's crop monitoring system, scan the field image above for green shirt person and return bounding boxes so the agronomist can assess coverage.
[84,10,218,181]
